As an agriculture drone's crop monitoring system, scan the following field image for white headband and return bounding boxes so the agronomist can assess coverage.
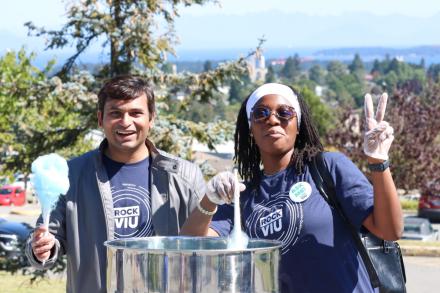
[246,83,301,128]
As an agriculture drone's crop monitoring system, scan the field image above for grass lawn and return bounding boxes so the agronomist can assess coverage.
[400,198,418,211]
[398,239,440,247]
[0,271,65,293]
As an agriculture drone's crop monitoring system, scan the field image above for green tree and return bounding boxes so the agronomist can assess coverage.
[419,58,425,69]
[325,74,354,107]
[298,86,335,136]
[371,59,382,75]
[348,53,365,81]
[265,64,276,83]
[0,49,96,179]
[374,58,426,93]
[161,62,175,74]
[25,0,215,77]
[1,0,257,278]
[326,60,347,77]
[20,0,257,161]
[228,73,252,104]
[325,60,365,107]
[309,64,325,85]
[281,54,301,81]
[427,64,440,82]
[203,60,213,72]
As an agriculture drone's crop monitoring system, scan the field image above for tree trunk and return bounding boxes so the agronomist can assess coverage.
[110,0,122,76]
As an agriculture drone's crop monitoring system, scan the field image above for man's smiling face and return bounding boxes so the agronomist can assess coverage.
[97,93,154,162]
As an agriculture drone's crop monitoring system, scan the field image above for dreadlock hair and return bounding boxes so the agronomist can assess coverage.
[234,86,324,188]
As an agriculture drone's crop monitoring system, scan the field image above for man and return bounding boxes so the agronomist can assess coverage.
[26,75,207,293]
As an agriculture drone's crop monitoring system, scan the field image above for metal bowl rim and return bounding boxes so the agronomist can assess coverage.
[104,236,282,253]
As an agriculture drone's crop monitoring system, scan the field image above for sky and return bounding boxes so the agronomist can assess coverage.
[1,0,439,61]
[184,0,440,17]
[2,0,439,32]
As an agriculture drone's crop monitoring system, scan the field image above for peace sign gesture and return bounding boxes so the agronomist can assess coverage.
[363,93,394,161]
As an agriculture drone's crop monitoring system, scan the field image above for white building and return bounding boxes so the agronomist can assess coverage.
[248,51,267,82]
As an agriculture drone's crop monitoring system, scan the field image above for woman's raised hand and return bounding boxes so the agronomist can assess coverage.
[363,93,394,161]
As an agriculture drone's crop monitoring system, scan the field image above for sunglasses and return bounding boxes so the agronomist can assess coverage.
[251,105,297,123]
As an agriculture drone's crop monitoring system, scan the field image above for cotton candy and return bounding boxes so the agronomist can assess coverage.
[31,153,69,229]
[227,169,249,250]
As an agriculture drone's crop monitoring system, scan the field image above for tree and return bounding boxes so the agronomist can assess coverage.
[325,73,355,107]
[281,54,301,81]
[203,60,213,72]
[298,86,335,136]
[309,64,325,85]
[374,58,426,93]
[160,62,175,74]
[371,59,382,76]
[427,64,440,82]
[25,0,215,77]
[325,84,440,192]
[18,0,257,162]
[228,72,252,104]
[324,60,365,108]
[1,0,255,280]
[327,60,347,77]
[419,58,425,69]
[348,53,365,81]
[265,64,276,83]
[0,49,96,179]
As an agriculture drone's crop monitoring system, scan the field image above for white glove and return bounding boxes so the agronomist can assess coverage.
[363,93,394,161]
[206,171,246,205]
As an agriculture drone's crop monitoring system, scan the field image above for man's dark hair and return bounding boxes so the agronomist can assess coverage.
[234,86,324,187]
[98,75,155,119]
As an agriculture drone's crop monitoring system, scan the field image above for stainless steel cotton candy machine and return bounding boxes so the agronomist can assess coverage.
[105,236,281,293]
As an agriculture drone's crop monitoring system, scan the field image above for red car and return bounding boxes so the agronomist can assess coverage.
[0,185,26,206]
[418,180,440,222]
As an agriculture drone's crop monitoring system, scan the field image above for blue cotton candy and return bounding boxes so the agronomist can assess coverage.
[31,153,69,216]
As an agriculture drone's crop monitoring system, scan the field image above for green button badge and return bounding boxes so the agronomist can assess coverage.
[289,182,312,203]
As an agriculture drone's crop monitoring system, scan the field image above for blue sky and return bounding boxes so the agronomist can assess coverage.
[185,0,440,17]
[2,0,439,31]
[1,0,440,61]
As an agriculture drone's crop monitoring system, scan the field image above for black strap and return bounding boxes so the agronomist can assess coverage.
[309,152,381,289]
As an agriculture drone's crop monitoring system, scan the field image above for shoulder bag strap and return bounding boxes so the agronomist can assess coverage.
[309,152,381,288]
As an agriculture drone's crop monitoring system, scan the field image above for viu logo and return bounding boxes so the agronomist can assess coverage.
[259,209,283,236]
[115,206,139,229]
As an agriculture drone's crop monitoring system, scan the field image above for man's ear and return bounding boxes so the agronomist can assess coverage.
[97,111,103,128]
[149,113,155,128]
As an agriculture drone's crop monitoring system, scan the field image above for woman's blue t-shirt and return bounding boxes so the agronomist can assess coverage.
[211,152,377,293]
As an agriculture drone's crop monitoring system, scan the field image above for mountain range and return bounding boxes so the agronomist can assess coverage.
[175,10,440,49]
[1,11,440,65]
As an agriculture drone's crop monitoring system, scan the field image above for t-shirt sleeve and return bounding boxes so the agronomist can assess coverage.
[209,203,234,237]
[324,152,374,230]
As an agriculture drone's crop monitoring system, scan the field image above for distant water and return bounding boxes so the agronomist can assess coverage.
[169,47,318,61]
[17,46,440,70]
[171,47,440,66]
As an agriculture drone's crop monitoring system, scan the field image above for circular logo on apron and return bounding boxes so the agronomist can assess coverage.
[289,182,312,203]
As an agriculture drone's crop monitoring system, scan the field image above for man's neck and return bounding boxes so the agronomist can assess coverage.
[104,146,150,164]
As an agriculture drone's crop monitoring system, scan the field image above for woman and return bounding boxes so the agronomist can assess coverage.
[181,83,403,293]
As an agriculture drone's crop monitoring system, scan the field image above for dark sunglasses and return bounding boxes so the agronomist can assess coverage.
[251,105,297,123]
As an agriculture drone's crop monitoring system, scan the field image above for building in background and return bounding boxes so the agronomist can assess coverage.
[248,49,267,82]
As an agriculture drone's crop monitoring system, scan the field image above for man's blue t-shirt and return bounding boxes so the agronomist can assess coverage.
[103,155,154,238]
[211,152,377,293]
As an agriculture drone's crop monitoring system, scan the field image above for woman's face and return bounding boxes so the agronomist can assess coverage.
[250,94,299,160]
